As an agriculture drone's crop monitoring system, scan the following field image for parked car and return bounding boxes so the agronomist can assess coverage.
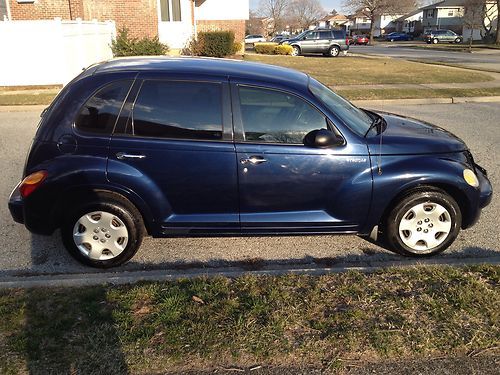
[8,57,492,268]
[424,29,463,44]
[351,34,369,45]
[245,34,266,44]
[281,29,349,57]
[385,32,412,42]
[270,35,286,43]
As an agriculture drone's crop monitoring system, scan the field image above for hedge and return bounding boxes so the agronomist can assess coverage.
[187,31,238,58]
[254,42,293,55]
[111,28,169,57]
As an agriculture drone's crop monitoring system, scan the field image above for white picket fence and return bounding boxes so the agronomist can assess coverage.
[0,18,116,86]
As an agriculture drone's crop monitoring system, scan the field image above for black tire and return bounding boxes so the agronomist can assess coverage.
[384,188,461,257]
[61,195,144,268]
[432,38,439,44]
[328,45,340,57]
[291,45,300,56]
[455,37,462,44]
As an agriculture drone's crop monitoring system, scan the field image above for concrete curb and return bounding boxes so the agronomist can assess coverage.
[0,256,498,289]
[0,104,47,112]
[352,95,500,106]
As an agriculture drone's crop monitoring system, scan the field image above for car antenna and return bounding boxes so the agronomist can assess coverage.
[377,123,384,175]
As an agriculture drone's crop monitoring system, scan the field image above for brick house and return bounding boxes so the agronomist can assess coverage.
[1,0,249,48]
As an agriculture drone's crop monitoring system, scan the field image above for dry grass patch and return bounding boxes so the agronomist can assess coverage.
[244,54,492,85]
[0,265,498,374]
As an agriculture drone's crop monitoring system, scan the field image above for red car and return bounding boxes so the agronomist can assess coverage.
[352,35,369,45]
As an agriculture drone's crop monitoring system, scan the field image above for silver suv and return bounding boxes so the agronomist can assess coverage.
[424,29,463,44]
[281,29,349,57]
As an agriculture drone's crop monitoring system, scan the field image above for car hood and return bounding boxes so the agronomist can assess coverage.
[366,111,467,155]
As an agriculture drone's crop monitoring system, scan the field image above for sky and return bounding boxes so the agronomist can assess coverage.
[249,0,345,14]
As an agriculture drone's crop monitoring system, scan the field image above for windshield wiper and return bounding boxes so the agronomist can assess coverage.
[364,115,385,137]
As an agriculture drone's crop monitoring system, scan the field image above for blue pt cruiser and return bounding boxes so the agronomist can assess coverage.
[8,57,492,268]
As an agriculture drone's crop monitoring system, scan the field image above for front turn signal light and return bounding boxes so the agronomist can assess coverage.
[19,170,48,198]
[463,169,479,188]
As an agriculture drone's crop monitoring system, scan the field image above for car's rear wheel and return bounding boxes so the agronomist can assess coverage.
[61,197,144,268]
[432,38,439,44]
[328,46,340,57]
[291,45,300,56]
[384,189,461,257]
[390,38,395,42]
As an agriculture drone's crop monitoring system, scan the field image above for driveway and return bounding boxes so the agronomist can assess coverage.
[350,44,500,72]
[0,102,498,277]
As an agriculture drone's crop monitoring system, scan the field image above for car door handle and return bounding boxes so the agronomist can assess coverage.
[240,155,267,165]
[116,152,146,160]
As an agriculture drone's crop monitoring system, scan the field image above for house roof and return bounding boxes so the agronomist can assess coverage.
[394,9,423,22]
[421,0,465,10]
[94,57,309,89]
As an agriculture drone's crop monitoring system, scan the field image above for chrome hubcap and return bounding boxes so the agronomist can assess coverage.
[73,211,129,260]
[398,202,452,252]
[330,48,339,56]
[292,47,299,56]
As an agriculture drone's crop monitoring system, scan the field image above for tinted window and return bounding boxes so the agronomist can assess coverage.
[132,80,223,140]
[76,80,132,134]
[319,31,332,39]
[239,86,326,144]
[333,31,345,39]
[305,31,319,39]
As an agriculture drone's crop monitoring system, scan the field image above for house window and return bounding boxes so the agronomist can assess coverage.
[426,10,435,18]
[160,0,181,22]
[448,10,454,16]
[362,17,368,23]
[0,0,8,20]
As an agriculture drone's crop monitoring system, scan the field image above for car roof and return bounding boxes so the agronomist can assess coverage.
[93,56,310,89]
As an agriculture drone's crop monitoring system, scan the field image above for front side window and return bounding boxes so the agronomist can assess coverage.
[308,78,372,137]
[132,80,223,141]
[238,86,326,144]
[304,31,319,40]
[75,80,132,134]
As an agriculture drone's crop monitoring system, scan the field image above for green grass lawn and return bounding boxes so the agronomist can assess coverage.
[244,54,492,85]
[0,265,498,374]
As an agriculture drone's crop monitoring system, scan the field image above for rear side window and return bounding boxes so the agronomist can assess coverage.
[332,31,345,39]
[75,80,132,134]
[319,31,332,39]
[131,80,223,141]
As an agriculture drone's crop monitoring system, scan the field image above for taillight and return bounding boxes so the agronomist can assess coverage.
[19,170,48,198]
[346,37,350,46]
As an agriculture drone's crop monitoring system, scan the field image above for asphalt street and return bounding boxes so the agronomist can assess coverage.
[350,44,500,71]
[0,102,498,277]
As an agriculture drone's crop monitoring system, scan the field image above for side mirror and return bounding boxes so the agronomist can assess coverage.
[303,129,344,148]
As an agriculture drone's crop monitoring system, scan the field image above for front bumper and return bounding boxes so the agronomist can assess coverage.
[476,164,492,208]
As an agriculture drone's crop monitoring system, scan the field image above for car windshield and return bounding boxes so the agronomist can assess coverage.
[294,30,308,39]
[308,77,373,137]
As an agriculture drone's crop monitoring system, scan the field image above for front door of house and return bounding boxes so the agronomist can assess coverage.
[157,0,193,49]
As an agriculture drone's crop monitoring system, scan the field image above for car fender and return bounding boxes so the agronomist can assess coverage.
[361,154,479,234]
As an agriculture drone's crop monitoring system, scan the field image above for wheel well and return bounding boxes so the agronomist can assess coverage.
[378,183,470,231]
[52,188,151,235]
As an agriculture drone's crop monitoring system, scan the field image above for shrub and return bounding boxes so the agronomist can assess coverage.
[111,28,169,57]
[274,44,293,55]
[254,42,278,54]
[254,43,293,55]
[232,41,242,55]
[196,31,236,57]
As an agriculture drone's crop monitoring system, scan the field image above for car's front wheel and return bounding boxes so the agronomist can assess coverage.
[328,46,340,57]
[455,37,462,43]
[432,38,439,44]
[384,189,461,257]
[61,196,144,268]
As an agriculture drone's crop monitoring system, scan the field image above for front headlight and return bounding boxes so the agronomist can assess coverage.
[463,168,479,188]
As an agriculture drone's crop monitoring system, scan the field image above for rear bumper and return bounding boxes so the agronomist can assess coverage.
[8,183,54,235]
[8,184,24,224]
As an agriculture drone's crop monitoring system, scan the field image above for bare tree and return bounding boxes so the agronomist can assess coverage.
[258,0,290,36]
[496,0,500,44]
[462,0,485,50]
[343,0,416,44]
[288,0,326,30]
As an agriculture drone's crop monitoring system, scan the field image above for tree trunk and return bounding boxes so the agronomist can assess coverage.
[369,13,376,44]
[497,0,500,44]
